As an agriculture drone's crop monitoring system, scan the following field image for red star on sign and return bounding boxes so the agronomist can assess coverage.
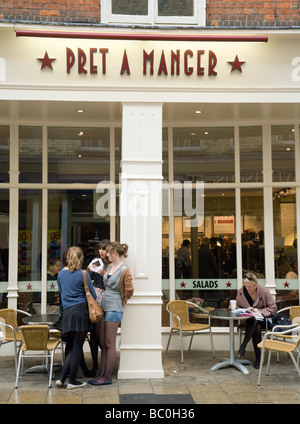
[284,282,290,288]
[50,283,56,290]
[226,282,232,287]
[37,52,56,70]
[26,284,32,290]
[228,55,245,72]
[180,282,186,288]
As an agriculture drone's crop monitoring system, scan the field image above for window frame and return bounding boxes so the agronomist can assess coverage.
[101,0,206,26]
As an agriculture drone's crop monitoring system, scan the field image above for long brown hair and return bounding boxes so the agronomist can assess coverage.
[107,242,129,258]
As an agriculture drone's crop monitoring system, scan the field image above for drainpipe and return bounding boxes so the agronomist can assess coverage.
[274,0,278,27]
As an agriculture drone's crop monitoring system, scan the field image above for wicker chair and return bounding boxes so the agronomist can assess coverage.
[257,323,300,385]
[0,308,31,372]
[277,305,300,323]
[166,300,214,363]
[15,325,60,388]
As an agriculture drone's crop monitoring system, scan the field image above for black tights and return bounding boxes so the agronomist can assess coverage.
[239,320,263,361]
[60,331,87,384]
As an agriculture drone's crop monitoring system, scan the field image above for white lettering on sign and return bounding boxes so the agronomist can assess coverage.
[291,57,300,81]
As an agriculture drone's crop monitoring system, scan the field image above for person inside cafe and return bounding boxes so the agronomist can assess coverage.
[176,239,191,278]
[234,272,277,369]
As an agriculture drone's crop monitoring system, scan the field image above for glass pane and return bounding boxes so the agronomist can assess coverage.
[0,126,9,183]
[0,190,9,309]
[272,125,295,182]
[162,128,168,181]
[173,127,235,183]
[47,189,111,312]
[174,189,236,322]
[115,128,121,183]
[162,216,170,326]
[240,126,263,183]
[112,0,148,15]
[241,189,265,278]
[158,0,194,16]
[273,187,298,308]
[48,127,110,184]
[19,126,42,183]
[18,190,42,313]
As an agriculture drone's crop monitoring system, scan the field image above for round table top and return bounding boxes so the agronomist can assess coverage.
[22,313,60,325]
[208,308,253,320]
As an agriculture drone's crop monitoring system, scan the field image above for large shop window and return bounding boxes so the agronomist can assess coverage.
[19,126,42,183]
[273,187,298,308]
[0,125,9,183]
[45,189,111,314]
[272,125,295,182]
[163,190,237,316]
[241,189,264,277]
[173,127,235,183]
[0,190,8,309]
[240,126,263,183]
[48,127,110,184]
[18,190,42,312]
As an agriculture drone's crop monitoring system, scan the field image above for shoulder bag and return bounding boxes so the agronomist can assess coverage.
[83,270,103,324]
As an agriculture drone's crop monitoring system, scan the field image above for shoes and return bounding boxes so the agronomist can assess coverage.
[83,369,98,377]
[253,360,260,369]
[67,381,87,389]
[238,346,245,357]
[55,379,64,387]
[88,379,112,386]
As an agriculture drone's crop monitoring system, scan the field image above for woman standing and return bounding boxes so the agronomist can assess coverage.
[236,272,277,368]
[56,246,97,389]
[89,242,134,386]
[87,239,111,373]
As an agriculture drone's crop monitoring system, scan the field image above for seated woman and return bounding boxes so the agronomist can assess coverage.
[236,272,277,368]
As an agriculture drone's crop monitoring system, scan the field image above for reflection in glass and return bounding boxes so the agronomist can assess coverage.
[240,126,263,183]
[115,128,121,183]
[158,0,194,16]
[0,126,9,183]
[112,0,148,15]
[273,187,298,307]
[174,189,236,314]
[18,190,42,313]
[162,128,168,181]
[272,125,295,182]
[47,190,111,312]
[0,190,9,308]
[173,127,235,183]
[162,216,170,326]
[19,127,42,183]
[48,127,110,184]
[241,189,264,277]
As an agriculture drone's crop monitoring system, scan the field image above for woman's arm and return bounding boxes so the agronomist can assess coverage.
[121,268,134,304]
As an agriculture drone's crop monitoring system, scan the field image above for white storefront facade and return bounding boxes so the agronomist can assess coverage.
[0,25,300,378]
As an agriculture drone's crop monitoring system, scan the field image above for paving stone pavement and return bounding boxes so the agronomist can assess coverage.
[1,349,300,406]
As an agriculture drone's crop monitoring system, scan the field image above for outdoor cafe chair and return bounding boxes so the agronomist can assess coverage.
[257,323,300,386]
[15,325,60,388]
[166,300,214,364]
[0,308,31,373]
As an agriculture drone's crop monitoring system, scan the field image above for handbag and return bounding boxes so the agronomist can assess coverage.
[83,270,103,324]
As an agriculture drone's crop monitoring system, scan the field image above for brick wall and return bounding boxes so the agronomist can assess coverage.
[0,0,299,27]
[206,0,300,27]
[0,0,100,24]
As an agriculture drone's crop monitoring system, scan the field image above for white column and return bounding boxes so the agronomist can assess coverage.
[117,103,164,379]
